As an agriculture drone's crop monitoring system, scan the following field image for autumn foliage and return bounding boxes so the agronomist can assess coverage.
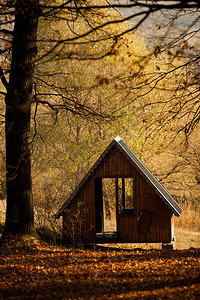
[0,236,199,299]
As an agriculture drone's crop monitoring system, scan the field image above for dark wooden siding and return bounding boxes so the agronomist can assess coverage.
[92,146,135,178]
[63,146,173,244]
[63,178,96,244]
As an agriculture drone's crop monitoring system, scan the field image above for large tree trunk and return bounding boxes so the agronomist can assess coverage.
[3,0,39,235]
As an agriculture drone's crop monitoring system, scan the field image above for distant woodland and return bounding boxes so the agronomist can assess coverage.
[0,0,199,236]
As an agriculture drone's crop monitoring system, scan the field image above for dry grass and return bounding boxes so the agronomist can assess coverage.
[174,203,200,249]
[175,203,200,232]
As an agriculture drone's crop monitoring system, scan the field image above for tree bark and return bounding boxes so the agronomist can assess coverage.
[3,0,39,235]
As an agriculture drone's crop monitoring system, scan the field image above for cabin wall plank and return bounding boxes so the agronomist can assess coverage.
[63,146,173,244]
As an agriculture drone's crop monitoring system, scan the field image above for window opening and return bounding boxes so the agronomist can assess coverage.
[118,178,134,214]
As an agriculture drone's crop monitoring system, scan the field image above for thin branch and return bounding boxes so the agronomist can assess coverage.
[0,29,14,36]
[0,66,8,91]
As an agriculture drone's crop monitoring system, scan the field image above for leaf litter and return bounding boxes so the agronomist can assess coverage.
[0,235,199,299]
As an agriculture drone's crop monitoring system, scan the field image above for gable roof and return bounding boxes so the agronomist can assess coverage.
[55,136,182,218]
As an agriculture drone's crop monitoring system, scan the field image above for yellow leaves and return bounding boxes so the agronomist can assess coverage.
[156,144,163,155]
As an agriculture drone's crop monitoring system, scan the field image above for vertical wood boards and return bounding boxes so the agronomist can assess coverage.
[63,145,173,244]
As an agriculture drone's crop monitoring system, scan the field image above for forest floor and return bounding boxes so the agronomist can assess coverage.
[0,230,200,300]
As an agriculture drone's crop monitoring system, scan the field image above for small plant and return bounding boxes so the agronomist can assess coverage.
[63,202,88,246]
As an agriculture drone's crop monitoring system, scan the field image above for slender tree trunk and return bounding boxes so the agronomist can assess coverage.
[3,0,39,235]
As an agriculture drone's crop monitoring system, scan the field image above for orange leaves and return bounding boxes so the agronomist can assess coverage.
[4,43,10,49]
[0,237,199,300]
[52,30,61,40]
[155,144,164,155]
[155,23,161,29]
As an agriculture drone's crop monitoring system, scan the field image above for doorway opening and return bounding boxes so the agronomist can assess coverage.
[102,178,117,232]
[95,177,135,235]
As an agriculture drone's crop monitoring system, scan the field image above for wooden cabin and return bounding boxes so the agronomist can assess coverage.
[55,136,182,245]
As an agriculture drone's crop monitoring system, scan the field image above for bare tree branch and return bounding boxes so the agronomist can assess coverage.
[0,66,8,90]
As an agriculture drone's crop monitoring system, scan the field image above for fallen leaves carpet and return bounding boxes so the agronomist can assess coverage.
[0,236,199,299]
